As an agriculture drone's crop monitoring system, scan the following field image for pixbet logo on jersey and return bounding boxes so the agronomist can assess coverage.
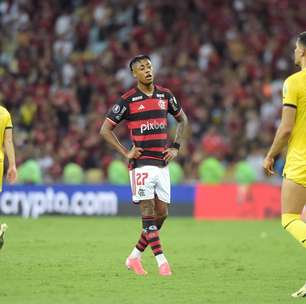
[140,120,166,134]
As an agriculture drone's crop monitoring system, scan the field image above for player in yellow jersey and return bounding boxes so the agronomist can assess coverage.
[263,32,306,298]
[0,106,17,250]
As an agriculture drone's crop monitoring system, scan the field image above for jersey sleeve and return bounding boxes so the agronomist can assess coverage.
[282,77,298,108]
[167,92,182,117]
[105,99,128,125]
[5,111,13,129]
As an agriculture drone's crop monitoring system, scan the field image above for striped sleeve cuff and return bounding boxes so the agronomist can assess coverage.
[283,103,297,109]
[174,109,183,118]
[106,118,117,126]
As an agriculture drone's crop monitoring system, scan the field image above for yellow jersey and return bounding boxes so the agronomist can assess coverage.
[282,69,306,184]
[0,106,13,162]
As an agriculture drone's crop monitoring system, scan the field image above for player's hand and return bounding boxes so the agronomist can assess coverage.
[126,146,143,160]
[7,166,17,184]
[163,148,178,162]
[263,156,275,176]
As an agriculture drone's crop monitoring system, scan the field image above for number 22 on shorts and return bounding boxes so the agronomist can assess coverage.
[136,172,148,185]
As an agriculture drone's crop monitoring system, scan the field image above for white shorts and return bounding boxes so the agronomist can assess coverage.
[129,165,171,204]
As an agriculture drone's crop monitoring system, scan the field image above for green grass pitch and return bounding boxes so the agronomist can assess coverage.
[0,216,304,303]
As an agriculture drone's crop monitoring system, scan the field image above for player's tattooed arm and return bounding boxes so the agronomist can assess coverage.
[163,110,188,162]
[173,110,188,145]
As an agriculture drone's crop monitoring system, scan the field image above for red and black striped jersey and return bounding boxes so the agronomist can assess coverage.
[106,85,182,168]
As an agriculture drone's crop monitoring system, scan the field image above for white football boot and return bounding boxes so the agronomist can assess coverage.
[292,282,306,298]
[0,223,8,250]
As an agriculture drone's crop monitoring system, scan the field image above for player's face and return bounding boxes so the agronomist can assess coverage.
[294,40,305,66]
[132,59,154,85]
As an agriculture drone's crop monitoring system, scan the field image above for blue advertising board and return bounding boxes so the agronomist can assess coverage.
[0,184,195,218]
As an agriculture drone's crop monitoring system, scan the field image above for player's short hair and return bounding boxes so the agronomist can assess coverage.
[129,55,151,71]
[297,31,306,47]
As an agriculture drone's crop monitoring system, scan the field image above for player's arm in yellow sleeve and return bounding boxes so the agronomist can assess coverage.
[263,77,297,176]
[4,114,17,183]
[282,77,298,108]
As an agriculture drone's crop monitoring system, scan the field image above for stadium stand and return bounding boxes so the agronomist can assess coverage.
[0,0,303,183]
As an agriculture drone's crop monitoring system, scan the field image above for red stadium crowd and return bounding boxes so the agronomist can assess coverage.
[0,0,304,183]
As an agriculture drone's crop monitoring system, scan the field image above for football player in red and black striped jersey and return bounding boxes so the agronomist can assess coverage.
[101,55,188,276]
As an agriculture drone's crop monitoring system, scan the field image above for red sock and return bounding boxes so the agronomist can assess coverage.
[135,231,148,252]
[140,216,163,256]
[145,230,163,256]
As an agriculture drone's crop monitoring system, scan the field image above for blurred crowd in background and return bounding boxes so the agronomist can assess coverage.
[0,0,304,184]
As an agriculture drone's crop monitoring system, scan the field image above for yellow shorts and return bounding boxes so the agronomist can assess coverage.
[0,161,3,192]
[283,165,306,188]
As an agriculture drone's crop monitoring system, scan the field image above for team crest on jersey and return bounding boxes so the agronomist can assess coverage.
[158,100,166,110]
[138,188,145,197]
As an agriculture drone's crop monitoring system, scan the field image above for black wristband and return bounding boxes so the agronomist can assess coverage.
[171,142,180,150]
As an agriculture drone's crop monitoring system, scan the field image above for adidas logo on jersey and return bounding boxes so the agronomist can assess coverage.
[138,104,145,110]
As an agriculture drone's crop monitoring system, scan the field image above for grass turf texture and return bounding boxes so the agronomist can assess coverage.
[0,216,304,304]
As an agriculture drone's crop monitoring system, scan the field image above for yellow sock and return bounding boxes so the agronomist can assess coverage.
[282,213,306,248]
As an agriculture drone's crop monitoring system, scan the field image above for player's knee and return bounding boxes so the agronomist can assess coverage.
[140,200,155,216]
[159,214,167,222]
[155,214,167,230]
[158,211,168,221]
[281,213,300,229]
